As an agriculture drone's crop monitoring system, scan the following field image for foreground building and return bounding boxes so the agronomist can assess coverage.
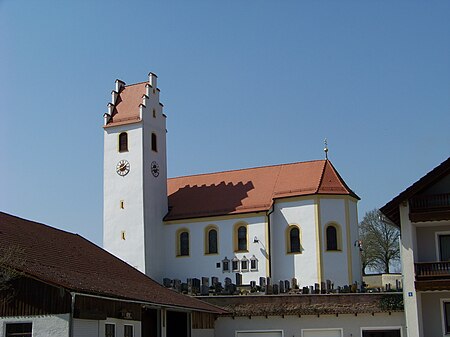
[0,212,223,337]
[381,157,450,337]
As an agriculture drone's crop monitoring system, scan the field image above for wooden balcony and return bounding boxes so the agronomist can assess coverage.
[409,193,450,222]
[415,261,450,291]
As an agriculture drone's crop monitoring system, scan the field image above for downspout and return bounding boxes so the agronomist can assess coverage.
[266,205,274,278]
[69,292,76,337]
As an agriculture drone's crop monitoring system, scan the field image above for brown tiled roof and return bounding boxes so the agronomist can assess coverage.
[201,293,403,316]
[166,160,359,221]
[105,82,147,128]
[0,212,225,314]
[380,157,450,226]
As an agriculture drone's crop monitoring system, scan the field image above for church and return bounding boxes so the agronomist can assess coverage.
[102,72,362,289]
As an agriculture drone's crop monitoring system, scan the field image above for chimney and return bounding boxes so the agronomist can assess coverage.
[148,72,158,88]
[115,79,125,92]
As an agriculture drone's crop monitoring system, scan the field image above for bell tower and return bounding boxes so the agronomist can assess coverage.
[103,73,167,281]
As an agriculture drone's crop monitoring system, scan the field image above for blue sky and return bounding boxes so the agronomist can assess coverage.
[1,1,449,246]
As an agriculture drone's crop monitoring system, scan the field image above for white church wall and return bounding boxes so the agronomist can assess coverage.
[104,123,146,272]
[0,314,70,337]
[163,214,268,284]
[348,199,363,285]
[214,313,405,337]
[319,197,352,287]
[271,198,319,287]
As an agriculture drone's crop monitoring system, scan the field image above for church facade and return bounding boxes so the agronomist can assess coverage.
[103,73,362,289]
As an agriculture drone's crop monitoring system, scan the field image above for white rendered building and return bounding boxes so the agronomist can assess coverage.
[103,73,362,289]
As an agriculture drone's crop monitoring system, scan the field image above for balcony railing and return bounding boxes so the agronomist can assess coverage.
[410,193,450,212]
[415,261,450,280]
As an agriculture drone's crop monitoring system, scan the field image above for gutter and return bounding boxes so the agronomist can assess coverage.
[68,291,221,314]
[266,205,274,278]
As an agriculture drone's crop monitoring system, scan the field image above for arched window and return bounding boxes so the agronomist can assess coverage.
[119,132,128,152]
[237,226,247,251]
[151,133,157,152]
[177,230,189,256]
[289,227,301,253]
[205,226,218,254]
[326,225,338,251]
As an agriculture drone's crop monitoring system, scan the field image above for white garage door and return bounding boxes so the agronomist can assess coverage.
[237,331,283,337]
[302,329,342,337]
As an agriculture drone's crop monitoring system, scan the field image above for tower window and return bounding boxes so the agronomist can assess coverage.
[151,133,157,152]
[326,224,340,251]
[153,109,156,118]
[119,132,128,152]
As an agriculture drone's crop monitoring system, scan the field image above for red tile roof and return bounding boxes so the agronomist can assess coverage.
[166,160,359,221]
[0,212,224,313]
[105,82,147,128]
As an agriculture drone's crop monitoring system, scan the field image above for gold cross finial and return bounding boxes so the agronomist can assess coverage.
[324,138,328,160]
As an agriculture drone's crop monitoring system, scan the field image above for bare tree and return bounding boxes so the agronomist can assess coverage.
[359,209,400,274]
[0,245,24,303]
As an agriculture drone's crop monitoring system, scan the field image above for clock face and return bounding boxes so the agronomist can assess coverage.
[151,161,160,177]
[116,160,130,176]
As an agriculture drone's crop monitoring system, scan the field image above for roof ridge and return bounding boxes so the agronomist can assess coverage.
[124,81,147,88]
[168,159,326,180]
[316,160,328,194]
[0,211,81,238]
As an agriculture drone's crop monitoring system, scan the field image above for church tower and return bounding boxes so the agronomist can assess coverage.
[103,73,167,280]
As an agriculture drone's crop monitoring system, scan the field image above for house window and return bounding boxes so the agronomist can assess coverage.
[178,230,189,256]
[439,235,450,261]
[241,256,249,271]
[288,225,301,253]
[205,226,218,254]
[119,132,128,152]
[326,224,339,251]
[234,223,248,252]
[105,323,115,337]
[444,301,450,334]
[151,133,157,152]
[124,325,133,337]
[222,257,230,272]
[6,323,32,337]
[232,257,240,272]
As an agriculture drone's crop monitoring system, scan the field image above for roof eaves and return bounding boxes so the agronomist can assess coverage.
[380,157,450,226]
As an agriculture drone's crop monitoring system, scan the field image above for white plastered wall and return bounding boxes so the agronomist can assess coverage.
[214,313,405,337]
[0,314,70,337]
[319,198,352,287]
[270,198,319,287]
[163,214,268,284]
[73,317,141,337]
[104,124,146,272]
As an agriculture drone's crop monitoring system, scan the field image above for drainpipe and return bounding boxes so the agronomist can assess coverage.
[266,205,274,278]
[69,292,76,337]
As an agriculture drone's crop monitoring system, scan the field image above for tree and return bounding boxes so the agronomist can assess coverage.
[0,245,24,304]
[359,209,400,275]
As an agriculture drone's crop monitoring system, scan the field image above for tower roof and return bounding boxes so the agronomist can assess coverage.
[105,82,147,128]
[166,160,359,221]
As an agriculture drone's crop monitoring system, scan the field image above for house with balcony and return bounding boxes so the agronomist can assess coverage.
[381,156,450,337]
